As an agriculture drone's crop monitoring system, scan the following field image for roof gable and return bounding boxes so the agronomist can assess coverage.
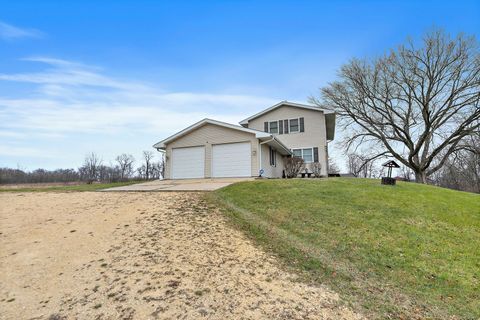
[152,118,270,149]
[239,101,331,125]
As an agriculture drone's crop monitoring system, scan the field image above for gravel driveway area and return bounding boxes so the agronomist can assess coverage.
[0,192,362,319]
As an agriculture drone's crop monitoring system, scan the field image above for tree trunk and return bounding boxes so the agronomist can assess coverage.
[415,171,427,184]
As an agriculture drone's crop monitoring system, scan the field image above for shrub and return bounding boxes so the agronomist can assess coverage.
[311,162,322,177]
[285,157,305,178]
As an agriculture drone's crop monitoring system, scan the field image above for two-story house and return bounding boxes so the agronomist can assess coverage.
[153,101,335,179]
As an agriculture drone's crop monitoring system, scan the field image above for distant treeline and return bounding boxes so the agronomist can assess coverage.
[0,151,164,184]
[0,168,80,184]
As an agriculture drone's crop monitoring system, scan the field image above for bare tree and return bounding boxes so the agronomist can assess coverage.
[115,154,135,181]
[136,164,146,180]
[142,151,155,180]
[150,155,165,180]
[397,166,414,181]
[312,30,480,183]
[328,158,340,174]
[159,154,165,179]
[432,135,480,192]
[150,161,163,180]
[97,165,113,182]
[347,153,384,178]
[79,152,102,183]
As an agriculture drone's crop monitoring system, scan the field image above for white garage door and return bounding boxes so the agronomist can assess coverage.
[212,142,251,178]
[172,146,205,179]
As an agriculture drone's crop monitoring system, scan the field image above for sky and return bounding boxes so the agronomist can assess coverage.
[0,0,479,171]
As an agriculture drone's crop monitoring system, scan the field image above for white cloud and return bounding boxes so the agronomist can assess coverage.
[0,130,26,138]
[0,145,56,158]
[0,57,277,155]
[0,21,43,40]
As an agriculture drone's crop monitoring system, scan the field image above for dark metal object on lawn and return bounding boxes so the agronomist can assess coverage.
[381,160,400,185]
[301,168,312,178]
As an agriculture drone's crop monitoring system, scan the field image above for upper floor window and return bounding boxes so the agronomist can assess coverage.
[269,121,278,134]
[289,118,300,133]
[264,117,304,134]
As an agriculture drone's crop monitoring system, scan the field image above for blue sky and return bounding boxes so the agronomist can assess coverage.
[1,0,479,170]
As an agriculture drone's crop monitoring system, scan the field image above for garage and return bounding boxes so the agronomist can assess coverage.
[212,142,251,177]
[171,146,205,179]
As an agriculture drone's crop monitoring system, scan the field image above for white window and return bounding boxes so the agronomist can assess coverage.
[302,148,313,163]
[269,121,278,134]
[289,118,299,132]
[292,148,314,163]
[292,149,302,158]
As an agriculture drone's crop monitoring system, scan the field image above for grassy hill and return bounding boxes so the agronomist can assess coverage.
[210,178,480,319]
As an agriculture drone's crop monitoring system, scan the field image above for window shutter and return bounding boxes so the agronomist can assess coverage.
[264,121,268,132]
[284,119,289,133]
[269,146,273,166]
[300,117,305,132]
[313,147,319,162]
[279,120,283,134]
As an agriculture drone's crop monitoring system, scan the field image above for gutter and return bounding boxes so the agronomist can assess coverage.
[272,136,292,156]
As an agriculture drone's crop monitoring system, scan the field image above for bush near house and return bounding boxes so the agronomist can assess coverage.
[284,157,305,178]
[210,178,480,319]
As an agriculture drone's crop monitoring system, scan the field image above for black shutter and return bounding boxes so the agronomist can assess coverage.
[279,120,283,134]
[264,121,268,132]
[284,119,289,133]
[313,147,319,162]
[300,117,305,132]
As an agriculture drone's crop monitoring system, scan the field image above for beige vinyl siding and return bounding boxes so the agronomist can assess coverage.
[164,123,259,179]
[260,143,285,178]
[248,105,328,176]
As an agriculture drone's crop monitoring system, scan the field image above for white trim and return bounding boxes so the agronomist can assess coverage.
[153,118,270,149]
[292,147,314,163]
[259,136,292,156]
[239,100,331,125]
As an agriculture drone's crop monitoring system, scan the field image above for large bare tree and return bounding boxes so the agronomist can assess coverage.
[79,152,102,183]
[142,150,155,180]
[312,30,480,183]
[115,154,135,181]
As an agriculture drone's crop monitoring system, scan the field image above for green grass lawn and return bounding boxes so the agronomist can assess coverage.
[0,180,142,192]
[210,178,480,319]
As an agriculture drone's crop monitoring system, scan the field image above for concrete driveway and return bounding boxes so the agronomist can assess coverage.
[101,177,254,192]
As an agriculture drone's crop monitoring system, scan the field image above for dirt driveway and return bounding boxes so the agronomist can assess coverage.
[0,192,362,319]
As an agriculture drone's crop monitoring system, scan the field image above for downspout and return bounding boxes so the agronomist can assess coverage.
[155,148,166,180]
[259,137,274,177]
[325,141,329,176]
